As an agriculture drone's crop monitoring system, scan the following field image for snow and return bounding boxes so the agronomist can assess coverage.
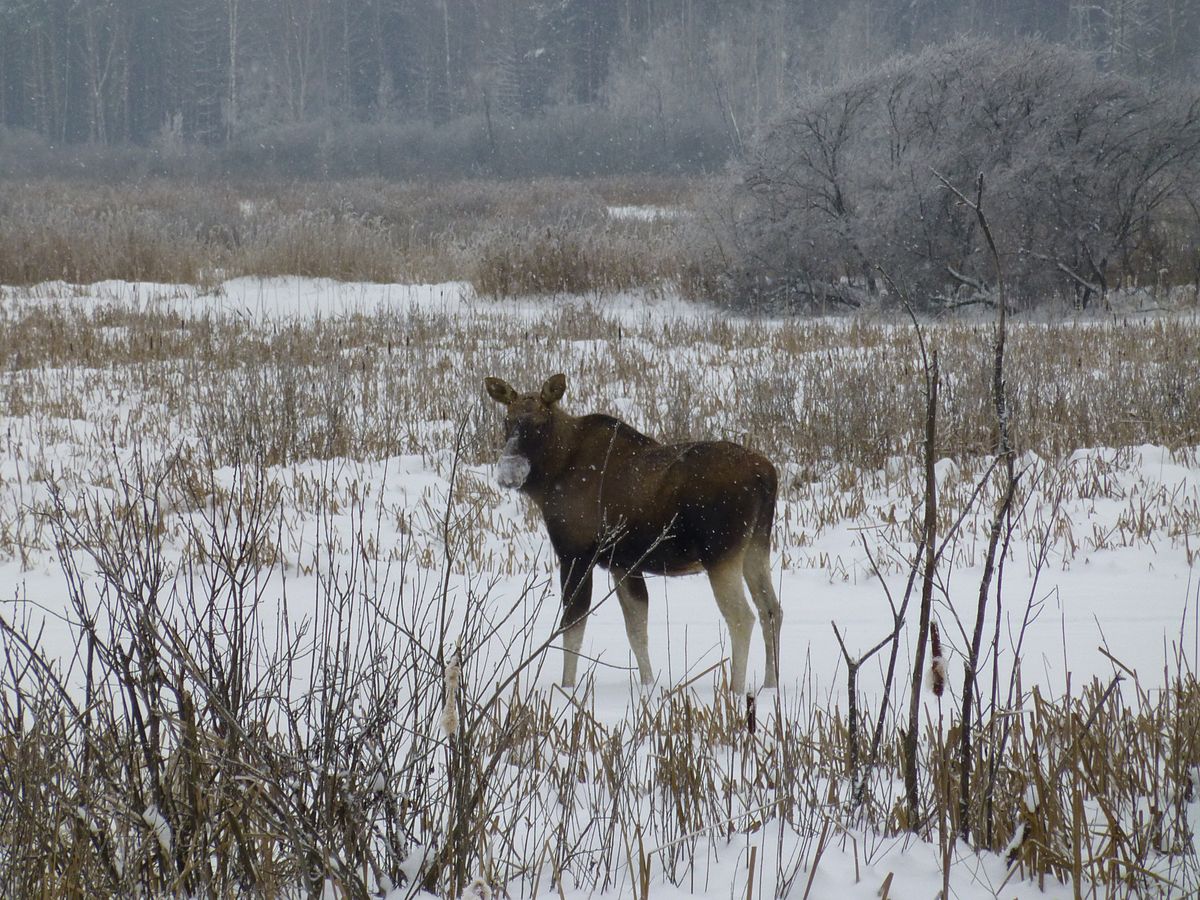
[141,805,172,857]
[606,205,683,222]
[1,276,1196,899]
[3,277,473,322]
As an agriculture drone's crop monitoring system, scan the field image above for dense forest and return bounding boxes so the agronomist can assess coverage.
[1,0,1197,176]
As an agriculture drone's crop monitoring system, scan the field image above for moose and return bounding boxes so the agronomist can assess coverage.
[484,373,781,694]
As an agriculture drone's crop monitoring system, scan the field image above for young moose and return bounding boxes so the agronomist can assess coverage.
[485,373,781,693]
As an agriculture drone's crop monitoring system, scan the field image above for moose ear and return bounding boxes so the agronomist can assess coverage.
[540,373,567,405]
[484,377,518,405]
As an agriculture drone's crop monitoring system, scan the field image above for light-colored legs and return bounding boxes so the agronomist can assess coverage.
[743,539,782,689]
[561,618,587,687]
[707,554,757,694]
[612,569,654,686]
[560,547,780,694]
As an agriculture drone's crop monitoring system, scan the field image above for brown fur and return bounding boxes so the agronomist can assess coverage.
[485,373,782,692]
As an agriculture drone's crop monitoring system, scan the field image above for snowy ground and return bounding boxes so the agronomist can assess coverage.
[1,277,1197,898]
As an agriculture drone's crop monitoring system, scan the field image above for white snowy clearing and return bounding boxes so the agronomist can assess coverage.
[0,277,1197,898]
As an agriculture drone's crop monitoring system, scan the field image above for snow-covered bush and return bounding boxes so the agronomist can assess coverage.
[724,39,1200,311]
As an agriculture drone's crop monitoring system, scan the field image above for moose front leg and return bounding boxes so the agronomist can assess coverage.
[558,558,594,687]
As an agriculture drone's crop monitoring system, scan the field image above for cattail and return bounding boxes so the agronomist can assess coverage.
[441,652,461,738]
[929,621,945,697]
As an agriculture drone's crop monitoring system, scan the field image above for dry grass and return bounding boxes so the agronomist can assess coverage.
[2,297,1196,470]
[0,295,1197,576]
[0,279,1198,894]
[0,177,698,293]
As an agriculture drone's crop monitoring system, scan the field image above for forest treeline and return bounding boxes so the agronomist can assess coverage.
[1,0,1197,178]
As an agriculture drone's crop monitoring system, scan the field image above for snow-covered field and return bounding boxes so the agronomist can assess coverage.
[1,278,1197,898]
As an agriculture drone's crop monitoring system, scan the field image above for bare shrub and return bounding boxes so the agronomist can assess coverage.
[726,39,1200,310]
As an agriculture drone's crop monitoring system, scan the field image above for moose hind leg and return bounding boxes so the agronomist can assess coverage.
[559,561,594,688]
[743,538,782,689]
[707,554,755,694]
[613,569,653,686]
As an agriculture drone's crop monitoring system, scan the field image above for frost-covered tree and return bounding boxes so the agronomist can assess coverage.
[727,38,1200,309]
